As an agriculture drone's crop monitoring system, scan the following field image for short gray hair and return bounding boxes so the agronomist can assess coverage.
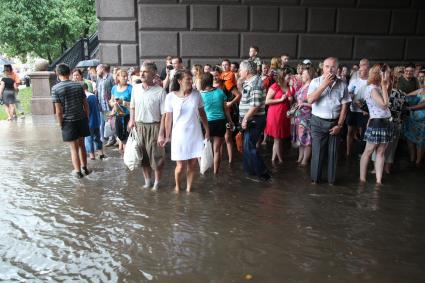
[324,57,339,67]
[239,60,257,74]
[142,61,157,73]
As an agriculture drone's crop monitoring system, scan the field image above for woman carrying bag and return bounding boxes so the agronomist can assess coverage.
[162,70,210,192]
[110,70,132,152]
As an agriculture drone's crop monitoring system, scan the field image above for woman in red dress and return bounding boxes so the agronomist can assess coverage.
[264,69,294,163]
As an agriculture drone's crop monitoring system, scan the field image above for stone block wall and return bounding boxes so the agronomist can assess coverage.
[96,0,425,68]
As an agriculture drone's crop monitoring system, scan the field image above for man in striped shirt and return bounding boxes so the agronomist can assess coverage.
[52,63,91,179]
[239,60,270,181]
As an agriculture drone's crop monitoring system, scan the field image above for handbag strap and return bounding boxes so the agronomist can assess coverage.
[131,127,141,144]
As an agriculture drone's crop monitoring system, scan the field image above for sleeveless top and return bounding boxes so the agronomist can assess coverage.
[364,85,391,119]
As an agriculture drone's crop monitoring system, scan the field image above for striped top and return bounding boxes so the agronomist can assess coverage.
[239,75,266,118]
[51,80,87,122]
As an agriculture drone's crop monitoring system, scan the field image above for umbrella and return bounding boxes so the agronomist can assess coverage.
[76,59,100,68]
[0,57,14,65]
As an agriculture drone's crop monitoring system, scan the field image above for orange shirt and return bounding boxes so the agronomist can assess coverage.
[220,71,237,93]
[11,71,21,85]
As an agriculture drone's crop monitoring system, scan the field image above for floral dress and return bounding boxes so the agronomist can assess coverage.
[294,83,312,146]
[404,91,425,146]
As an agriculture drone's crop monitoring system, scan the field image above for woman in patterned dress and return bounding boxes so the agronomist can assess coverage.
[404,87,425,166]
[294,67,316,166]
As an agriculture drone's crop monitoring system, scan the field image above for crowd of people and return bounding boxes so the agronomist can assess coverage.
[50,46,425,191]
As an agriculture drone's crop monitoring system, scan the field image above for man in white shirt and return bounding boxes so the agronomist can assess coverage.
[346,58,369,157]
[128,62,167,190]
[307,57,351,185]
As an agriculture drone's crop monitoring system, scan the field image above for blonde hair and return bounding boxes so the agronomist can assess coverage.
[367,64,383,85]
[192,64,204,79]
[116,69,128,85]
[270,57,281,70]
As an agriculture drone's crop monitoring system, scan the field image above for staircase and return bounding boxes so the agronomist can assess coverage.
[49,32,99,71]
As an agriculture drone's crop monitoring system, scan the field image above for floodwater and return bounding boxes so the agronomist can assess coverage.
[1,116,425,283]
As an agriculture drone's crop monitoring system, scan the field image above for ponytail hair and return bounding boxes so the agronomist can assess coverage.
[171,69,192,92]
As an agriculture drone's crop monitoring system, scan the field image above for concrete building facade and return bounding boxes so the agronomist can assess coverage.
[96,0,425,68]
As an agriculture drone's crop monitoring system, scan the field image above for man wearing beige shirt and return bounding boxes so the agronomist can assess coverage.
[128,62,167,190]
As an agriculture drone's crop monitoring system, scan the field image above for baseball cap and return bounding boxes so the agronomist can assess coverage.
[302,59,312,65]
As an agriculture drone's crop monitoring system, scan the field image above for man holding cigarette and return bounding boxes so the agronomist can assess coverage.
[307,57,351,185]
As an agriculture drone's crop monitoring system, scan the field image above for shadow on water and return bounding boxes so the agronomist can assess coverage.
[1,116,425,282]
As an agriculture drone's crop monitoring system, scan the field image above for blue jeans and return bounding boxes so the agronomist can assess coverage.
[242,115,267,177]
[99,111,106,142]
[85,128,103,153]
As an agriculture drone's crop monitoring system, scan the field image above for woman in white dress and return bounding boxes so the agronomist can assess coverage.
[162,70,210,192]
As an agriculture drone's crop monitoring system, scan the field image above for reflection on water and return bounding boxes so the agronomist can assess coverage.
[1,116,425,282]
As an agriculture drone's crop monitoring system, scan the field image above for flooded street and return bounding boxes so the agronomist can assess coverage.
[1,116,425,282]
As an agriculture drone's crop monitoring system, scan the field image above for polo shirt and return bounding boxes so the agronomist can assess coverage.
[130,84,166,123]
[239,75,266,118]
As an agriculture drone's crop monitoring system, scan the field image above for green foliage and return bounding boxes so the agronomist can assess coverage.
[0,0,96,63]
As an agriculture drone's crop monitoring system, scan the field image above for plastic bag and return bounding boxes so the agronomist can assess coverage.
[104,119,113,138]
[123,128,142,171]
[200,139,213,174]
[236,131,243,153]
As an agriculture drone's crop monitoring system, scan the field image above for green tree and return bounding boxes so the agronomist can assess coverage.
[0,0,96,63]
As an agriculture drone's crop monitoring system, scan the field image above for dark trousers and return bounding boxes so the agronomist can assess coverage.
[310,115,340,184]
[242,115,267,177]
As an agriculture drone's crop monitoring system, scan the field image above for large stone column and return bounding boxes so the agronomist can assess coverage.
[29,71,56,115]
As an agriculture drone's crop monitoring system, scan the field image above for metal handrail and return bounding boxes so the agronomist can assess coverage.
[49,32,99,71]
[88,33,99,56]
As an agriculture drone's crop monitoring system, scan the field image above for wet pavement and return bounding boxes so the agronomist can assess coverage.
[1,116,425,282]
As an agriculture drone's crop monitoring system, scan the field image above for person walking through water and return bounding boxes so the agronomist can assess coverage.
[51,63,91,179]
[200,72,234,174]
[0,65,18,121]
[128,62,167,190]
[162,70,210,192]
